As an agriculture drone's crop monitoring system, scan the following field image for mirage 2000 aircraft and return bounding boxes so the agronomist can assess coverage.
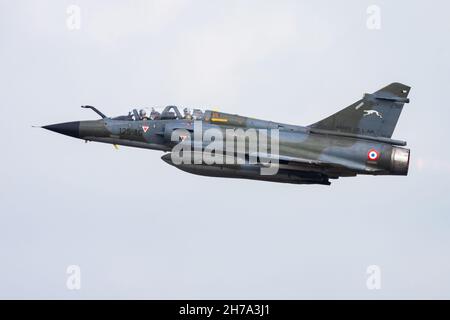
[42,83,411,185]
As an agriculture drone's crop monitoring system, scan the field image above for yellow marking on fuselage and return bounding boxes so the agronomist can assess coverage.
[211,118,228,123]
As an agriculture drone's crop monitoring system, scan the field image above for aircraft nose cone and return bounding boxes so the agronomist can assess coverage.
[43,121,80,138]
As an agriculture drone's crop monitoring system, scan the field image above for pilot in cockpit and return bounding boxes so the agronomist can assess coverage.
[139,109,149,120]
[183,108,192,120]
[150,108,161,120]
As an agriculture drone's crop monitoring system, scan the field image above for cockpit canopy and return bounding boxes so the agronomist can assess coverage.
[112,106,205,121]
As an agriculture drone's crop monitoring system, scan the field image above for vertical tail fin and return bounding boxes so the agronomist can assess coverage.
[309,83,411,138]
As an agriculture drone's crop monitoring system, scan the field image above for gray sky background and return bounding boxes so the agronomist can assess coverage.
[1,0,449,299]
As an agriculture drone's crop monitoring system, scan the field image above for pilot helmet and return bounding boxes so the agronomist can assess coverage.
[183,108,190,114]
[139,109,147,118]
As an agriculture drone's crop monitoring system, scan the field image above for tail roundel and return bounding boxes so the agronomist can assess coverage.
[309,83,411,138]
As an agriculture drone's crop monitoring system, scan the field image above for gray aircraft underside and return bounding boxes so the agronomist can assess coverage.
[42,83,411,185]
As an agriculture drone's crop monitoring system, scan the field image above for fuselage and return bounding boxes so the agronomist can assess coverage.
[43,108,410,185]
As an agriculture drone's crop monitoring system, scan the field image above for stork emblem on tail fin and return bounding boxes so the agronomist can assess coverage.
[363,110,383,118]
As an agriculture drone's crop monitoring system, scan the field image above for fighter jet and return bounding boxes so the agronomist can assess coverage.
[42,83,411,185]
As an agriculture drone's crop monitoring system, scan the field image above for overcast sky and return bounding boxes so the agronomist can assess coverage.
[1,0,450,299]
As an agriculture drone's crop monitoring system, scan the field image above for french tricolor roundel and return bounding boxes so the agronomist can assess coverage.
[368,149,380,161]
[142,125,149,133]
